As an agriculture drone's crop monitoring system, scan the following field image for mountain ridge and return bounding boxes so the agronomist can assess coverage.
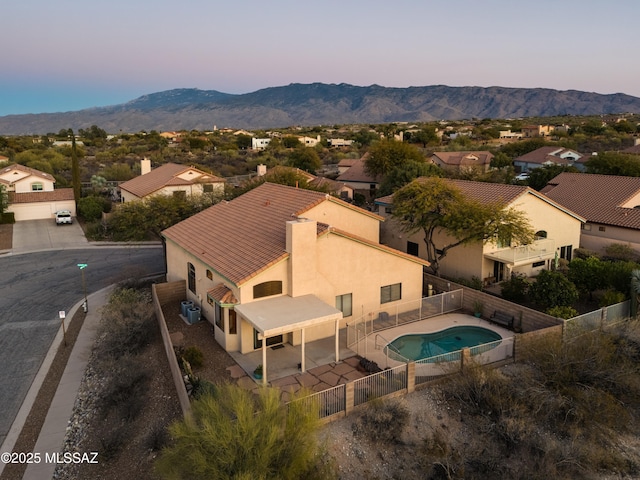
[2,83,640,135]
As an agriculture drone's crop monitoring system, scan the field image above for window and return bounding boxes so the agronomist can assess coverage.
[253,280,282,299]
[31,183,43,191]
[215,302,223,330]
[229,309,237,335]
[380,283,401,304]
[407,241,419,256]
[532,260,545,268]
[560,245,573,261]
[173,190,187,200]
[206,269,213,280]
[335,293,353,317]
[187,263,196,294]
[581,224,591,231]
[203,184,214,193]
[598,226,606,232]
[534,230,547,239]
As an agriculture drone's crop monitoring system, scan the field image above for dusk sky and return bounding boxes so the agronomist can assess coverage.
[2,0,639,116]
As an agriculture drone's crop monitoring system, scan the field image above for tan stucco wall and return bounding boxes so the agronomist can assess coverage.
[304,200,380,242]
[579,223,640,255]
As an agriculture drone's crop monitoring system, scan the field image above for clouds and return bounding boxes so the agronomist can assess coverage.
[2,0,639,115]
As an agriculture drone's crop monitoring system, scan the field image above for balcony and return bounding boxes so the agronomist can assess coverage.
[484,238,555,266]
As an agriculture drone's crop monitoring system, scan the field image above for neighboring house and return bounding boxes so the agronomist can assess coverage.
[298,135,321,147]
[522,125,554,138]
[119,160,224,202]
[253,164,354,201]
[335,155,380,200]
[622,138,640,154]
[430,151,494,173]
[541,172,640,255]
[233,129,254,136]
[337,158,358,174]
[514,146,588,173]
[0,163,75,220]
[161,182,428,369]
[251,138,271,150]
[375,179,584,284]
[0,155,9,165]
[328,138,354,147]
[499,130,523,140]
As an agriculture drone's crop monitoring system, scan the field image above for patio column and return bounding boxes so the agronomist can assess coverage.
[335,317,340,363]
[301,328,306,372]
[262,340,267,386]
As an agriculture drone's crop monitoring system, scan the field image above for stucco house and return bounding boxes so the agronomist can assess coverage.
[430,151,494,173]
[119,160,225,202]
[0,163,75,221]
[161,182,428,377]
[336,155,380,200]
[541,172,640,255]
[514,146,588,173]
[375,179,584,284]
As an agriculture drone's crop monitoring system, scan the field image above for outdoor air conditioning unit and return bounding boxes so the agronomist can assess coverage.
[187,306,201,325]
[181,300,194,317]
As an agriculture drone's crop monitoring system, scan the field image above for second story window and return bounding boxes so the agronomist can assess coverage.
[31,182,43,191]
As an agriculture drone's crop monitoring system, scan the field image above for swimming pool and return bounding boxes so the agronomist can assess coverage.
[386,326,502,362]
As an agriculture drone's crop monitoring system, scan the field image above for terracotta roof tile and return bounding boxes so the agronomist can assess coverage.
[162,183,335,286]
[0,163,56,183]
[207,284,238,304]
[515,146,586,165]
[542,173,640,230]
[336,156,380,184]
[119,162,224,198]
[9,188,74,203]
[432,151,493,166]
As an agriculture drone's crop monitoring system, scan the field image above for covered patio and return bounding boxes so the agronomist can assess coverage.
[235,294,344,385]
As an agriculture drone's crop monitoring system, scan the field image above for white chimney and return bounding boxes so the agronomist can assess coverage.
[257,164,267,176]
[635,138,640,146]
[141,158,151,175]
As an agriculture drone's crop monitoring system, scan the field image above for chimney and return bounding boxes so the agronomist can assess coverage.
[141,158,151,175]
[635,138,640,146]
[286,218,317,297]
[257,164,267,176]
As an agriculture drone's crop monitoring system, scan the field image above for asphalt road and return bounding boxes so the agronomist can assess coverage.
[0,246,164,446]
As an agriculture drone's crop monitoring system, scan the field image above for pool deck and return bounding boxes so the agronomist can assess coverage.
[350,312,514,370]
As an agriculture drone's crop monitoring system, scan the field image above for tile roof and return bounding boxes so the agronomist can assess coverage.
[431,151,493,166]
[119,162,224,198]
[515,146,585,165]
[541,173,640,230]
[207,283,238,304]
[336,156,380,184]
[9,188,74,203]
[0,163,56,183]
[162,183,335,286]
[622,144,640,154]
[376,178,583,221]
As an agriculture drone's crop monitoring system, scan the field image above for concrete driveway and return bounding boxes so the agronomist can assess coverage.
[11,219,89,253]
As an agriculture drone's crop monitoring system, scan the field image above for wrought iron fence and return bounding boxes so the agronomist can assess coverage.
[353,365,407,406]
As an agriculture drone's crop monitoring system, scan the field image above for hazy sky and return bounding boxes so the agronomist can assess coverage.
[1,0,638,116]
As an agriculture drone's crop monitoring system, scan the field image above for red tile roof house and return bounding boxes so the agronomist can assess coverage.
[375,179,584,284]
[0,163,75,221]
[541,172,640,255]
[429,151,494,174]
[161,182,429,383]
[119,160,225,202]
[514,146,589,174]
[335,155,381,201]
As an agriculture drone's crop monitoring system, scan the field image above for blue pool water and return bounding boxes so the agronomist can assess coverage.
[387,326,502,361]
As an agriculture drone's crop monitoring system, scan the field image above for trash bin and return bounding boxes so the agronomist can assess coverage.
[181,300,194,317]
[187,306,201,324]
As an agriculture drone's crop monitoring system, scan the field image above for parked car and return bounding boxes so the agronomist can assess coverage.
[515,172,530,181]
[55,210,73,225]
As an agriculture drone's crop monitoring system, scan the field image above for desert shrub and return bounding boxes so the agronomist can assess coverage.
[452,276,483,290]
[546,305,578,319]
[96,287,155,359]
[352,398,409,444]
[599,289,626,307]
[603,243,639,262]
[500,275,529,302]
[145,422,171,452]
[182,346,204,369]
[83,220,107,240]
[100,356,150,419]
[77,194,110,222]
[529,270,578,308]
[99,426,128,461]
[573,247,600,260]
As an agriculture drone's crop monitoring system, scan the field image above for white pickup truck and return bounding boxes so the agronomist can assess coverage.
[55,210,73,225]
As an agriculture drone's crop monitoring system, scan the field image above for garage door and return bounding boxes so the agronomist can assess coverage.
[8,203,56,221]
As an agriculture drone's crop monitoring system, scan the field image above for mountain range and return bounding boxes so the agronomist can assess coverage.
[2,83,640,135]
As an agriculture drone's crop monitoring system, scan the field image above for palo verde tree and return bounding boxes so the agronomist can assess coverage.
[364,139,425,178]
[156,384,327,480]
[392,177,534,276]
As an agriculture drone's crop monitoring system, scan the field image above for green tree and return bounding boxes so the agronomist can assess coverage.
[235,134,252,150]
[529,269,579,309]
[585,152,640,177]
[527,164,579,191]
[77,195,110,222]
[353,128,379,147]
[156,384,327,480]
[364,139,424,178]
[282,136,300,148]
[567,256,607,300]
[408,127,439,148]
[377,161,442,197]
[490,152,512,170]
[391,178,534,276]
[71,133,81,205]
[287,148,322,174]
[0,184,8,215]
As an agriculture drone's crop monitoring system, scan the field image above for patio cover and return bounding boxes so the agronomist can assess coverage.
[235,294,343,384]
